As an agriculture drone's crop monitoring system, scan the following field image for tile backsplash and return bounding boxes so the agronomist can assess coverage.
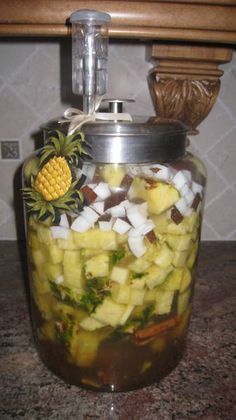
[0,39,235,240]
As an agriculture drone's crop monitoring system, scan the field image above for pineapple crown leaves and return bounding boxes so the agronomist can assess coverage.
[23,179,84,222]
[39,130,90,168]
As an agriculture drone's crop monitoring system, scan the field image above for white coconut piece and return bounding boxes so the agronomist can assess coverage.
[151,164,173,182]
[127,206,147,228]
[71,216,91,232]
[138,202,148,217]
[91,201,105,215]
[112,218,131,234]
[192,181,203,195]
[172,171,188,191]
[81,206,99,224]
[87,183,97,190]
[94,182,111,200]
[109,202,126,218]
[128,236,147,258]
[99,219,113,231]
[182,170,192,184]
[128,220,155,237]
[180,183,191,198]
[59,213,69,228]
[185,190,195,205]
[174,198,189,216]
[50,226,69,239]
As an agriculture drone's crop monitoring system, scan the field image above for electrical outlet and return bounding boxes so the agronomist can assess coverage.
[1,140,20,159]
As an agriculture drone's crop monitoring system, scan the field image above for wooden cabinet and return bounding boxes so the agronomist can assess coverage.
[1,0,236,132]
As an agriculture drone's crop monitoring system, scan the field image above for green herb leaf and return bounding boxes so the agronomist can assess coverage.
[110,248,126,268]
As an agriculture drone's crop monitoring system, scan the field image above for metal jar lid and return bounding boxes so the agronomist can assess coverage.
[42,117,187,164]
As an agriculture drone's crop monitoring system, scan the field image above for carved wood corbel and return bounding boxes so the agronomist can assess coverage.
[148,44,233,134]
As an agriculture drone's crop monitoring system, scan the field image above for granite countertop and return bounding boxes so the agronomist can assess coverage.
[0,241,235,420]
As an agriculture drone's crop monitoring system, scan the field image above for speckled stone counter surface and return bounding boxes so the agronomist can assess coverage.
[0,241,235,420]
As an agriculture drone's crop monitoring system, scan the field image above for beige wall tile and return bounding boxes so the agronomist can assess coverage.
[220,62,236,117]
[207,126,236,184]
[11,49,60,115]
[192,100,236,154]
[0,86,36,138]
[204,189,236,237]
[0,41,36,81]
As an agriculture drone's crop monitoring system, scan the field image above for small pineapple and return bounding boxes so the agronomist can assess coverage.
[23,130,89,221]
[34,156,72,201]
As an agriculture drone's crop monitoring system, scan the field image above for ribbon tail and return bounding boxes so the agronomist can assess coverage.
[68,115,95,135]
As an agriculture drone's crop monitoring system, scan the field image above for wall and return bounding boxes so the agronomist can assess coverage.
[0,39,235,240]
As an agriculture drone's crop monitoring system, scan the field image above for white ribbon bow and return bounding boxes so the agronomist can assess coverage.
[59,107,133,135]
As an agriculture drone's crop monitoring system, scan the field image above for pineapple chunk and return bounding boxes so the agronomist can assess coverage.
[40,320,55,341]
[45,263,62,281]
[144,265,172,290]
[37,225,53,245]
[117,233,128,244]
[162,269,183,291]
[70,330,102,367]
[130,277,146,290]
[154,243,173,267]
[172,250,188,267]
[185,212,199,233]
[28,231,40,249]
[152,213,170,234]
[180,267,192,292]
[73,229,117,250]
[85,253,109,278]
[57,231,78,250]
[92,297,125,327]
[166,234,192,251]
[32,290,53,320]
[146,182,179,215]
[54,301,75,317]
[130,288,145,305]
[31,247,47,267]
[100,164,126,188]
[178,289,191,315]
[111,283,131,304]
[155,289,174,315]
[144,288,157,303]
[110,266,129,284]
[32,270,50,294]
[80,317,106,331]
[167,220,189,235]
[63,250,82,289]
[128,176,147,201]
[48,244,64,264]
[120,305,134,325]
[187,240,199,269]
[128,244,157,272]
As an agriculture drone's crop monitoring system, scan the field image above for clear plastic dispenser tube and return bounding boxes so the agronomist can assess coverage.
[70,9,111,114]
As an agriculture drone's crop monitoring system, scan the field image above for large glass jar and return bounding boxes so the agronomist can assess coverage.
[23,118,206,391]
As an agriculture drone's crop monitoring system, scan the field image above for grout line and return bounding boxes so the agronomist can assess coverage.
[0,45,41,93]
[203,219,221,240]
[204,184,231,210]
[110,44,152,83]
[204,154,233,193]
[217,97,236,125]
[226,227,236,240]
[204,121,236,155]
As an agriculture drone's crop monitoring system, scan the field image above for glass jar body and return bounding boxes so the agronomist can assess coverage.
[24,152,206,392]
